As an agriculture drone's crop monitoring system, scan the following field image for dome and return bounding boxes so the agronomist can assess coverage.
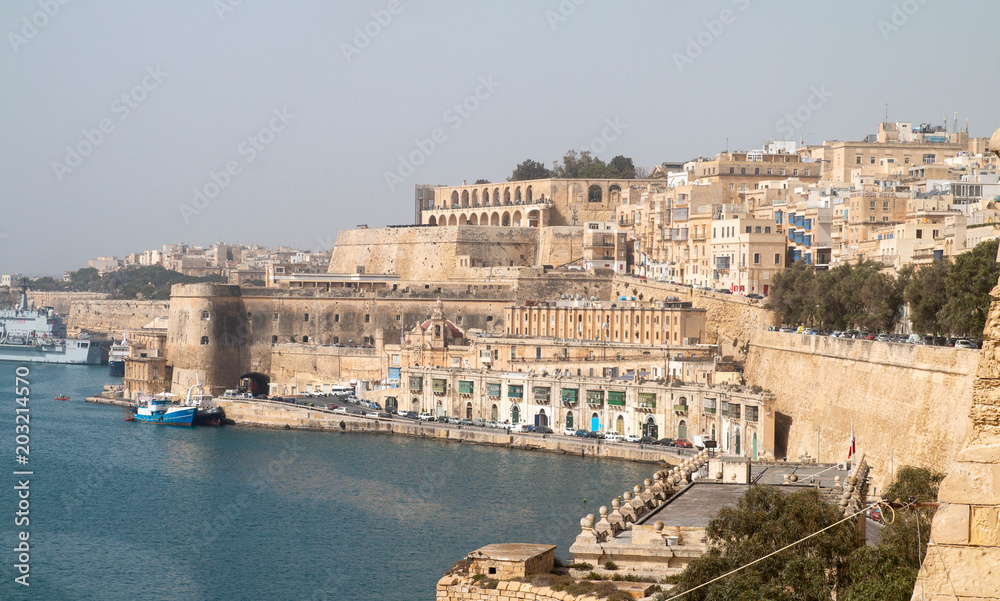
[990,127,1000,157]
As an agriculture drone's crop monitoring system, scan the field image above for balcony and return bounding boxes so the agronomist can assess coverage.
[673,404,688,413]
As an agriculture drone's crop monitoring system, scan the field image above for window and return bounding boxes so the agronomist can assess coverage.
[870,156,876,164]
[333,336,339,344]
[200,336,209,345]
[740,167,746,175]
[303,313,309,322]
[753,253,760,264]
[334,314,340,323]
[271,335,278,343]
[364,314,370,323]
[883,201,889,210]
[916,230,922,239]
[745,226,752,234]
[923,153,935,164]
[395,314,401,322]
[201,311,210,321]
[869,201,876,210]
[302,335,309,343]
[765,226,771,234]
[273,313,279,322]
[774,253,780,264]
[856,156,862,164]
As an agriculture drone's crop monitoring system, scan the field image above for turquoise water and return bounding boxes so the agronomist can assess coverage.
[0,364,655,600]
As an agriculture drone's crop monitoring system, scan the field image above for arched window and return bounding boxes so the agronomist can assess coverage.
[588,184,603,203]
[491,404,499,422]
[615,415,625,434]
[566,411,574,430]
[200,336,209,345]
[466,402,473,419]
[511,404,520,424]
[678,420,688,440]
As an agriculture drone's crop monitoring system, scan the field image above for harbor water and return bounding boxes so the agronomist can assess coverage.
[1,364,655,601]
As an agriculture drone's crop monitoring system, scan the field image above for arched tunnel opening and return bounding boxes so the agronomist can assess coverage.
[239,372,270,397]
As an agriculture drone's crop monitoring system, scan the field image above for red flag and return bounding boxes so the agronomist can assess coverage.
[847,417,856,461]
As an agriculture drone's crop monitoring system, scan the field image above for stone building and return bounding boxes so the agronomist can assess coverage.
[123,318,171,400]
[400,365,773,458]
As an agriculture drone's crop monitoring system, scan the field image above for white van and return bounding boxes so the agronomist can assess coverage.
[604,432,623,443]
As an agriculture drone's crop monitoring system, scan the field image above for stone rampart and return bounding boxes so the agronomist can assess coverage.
[66,299,169,335]
[25,291,111,315]
[744,330,978,487]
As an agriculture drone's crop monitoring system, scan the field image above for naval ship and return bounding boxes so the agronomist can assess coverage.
[0,288,106,365]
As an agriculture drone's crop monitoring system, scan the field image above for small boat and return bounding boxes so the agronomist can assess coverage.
[54,394,70,401]
[130,393,195,426]
[181,376,225,426]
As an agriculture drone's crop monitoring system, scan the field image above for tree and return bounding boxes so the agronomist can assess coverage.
[607,155,636,179]
[904,261,950,335]
[940,238,1000,337]
[474,178,490,184]
[842,466,944,601]
[508,159,553,181]
[673,486,860,600]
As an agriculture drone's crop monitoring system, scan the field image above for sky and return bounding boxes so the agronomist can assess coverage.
[2,0,998,276]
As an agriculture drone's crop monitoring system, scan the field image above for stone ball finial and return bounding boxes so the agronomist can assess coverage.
[612,498,621,508]
[730,473,737,482]
[623,491,633,501]
[990,127,1000,159]
[715,471,723,480]
[587,514,595,524]
[634,485,643,494]
[644,478,653,486]
[580,517,589,528]
[790,474,799,483]
[599,506,608,517]
[783,474,790,484]
[834,476,841,485]
[654,521,664,532]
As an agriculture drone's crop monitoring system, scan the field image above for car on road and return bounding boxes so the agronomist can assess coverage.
[604,432,623,443]
[447,417,461,424]
[746,293,764,300]
[624,434,641,443]
[377,412,392,419]
[586,431,604,439]
[459,419,473,426]
[564,428,577,436]
[674,439,694,448]
[366,411,380,418]
[332,407,348,414]
[418,412,434,421]
[404,411,419,419]
[510,423,526,433]
[637,436,655,445]
[351,409,365,415]
[535,426,553,434]
[714,288,732,294]
[955,339,976,349]
[574,429,589,438]
[654,437,676,447]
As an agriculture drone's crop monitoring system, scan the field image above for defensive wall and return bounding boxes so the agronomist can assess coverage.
[66,299,169,335]
[25,291,111,315]
[435,577,656,601]
[744,330,978,488]
[611,276,777,349]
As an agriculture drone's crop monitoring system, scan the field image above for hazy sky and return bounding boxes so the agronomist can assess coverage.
[2,0,998,276]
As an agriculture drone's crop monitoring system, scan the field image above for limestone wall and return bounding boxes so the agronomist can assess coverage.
[25,291,111,315]
[436,576,657,601]
[744,331,978,487]
[66,299,169,335]
[611,277,777,349]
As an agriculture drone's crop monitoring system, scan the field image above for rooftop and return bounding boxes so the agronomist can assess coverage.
[468,543,556,562]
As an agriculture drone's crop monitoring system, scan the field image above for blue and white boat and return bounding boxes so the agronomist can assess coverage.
[130,394,196,426]
[108,332,129,377]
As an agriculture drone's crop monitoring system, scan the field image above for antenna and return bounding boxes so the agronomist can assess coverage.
[953,112,958,133]
[884,103,888,124]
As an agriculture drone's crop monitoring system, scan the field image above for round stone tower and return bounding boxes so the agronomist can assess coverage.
[168,283,249,395]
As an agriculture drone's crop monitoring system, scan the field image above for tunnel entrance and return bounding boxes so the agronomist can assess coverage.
[239,373,270,397]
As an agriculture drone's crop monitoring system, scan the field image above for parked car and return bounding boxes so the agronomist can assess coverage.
[674,439,694,448]
[637,436,655,445]
[332,407,348,414]
[459,419,473,426]
[604,432,623,443]
[510,424,526,433]
[624,434,641,443]
[377,412,392,419]
[654,437,676,447]
[574,429,589,438]
[715,288,732,295]
[586,431,604,439]
[366,411,380,418]
[535,426,553,434]
[351,409,365,415]
[564,428,577,436]
[447,417,461,424]
[955,339,976,349]
[746,293,764,300]
[418,412,434,421]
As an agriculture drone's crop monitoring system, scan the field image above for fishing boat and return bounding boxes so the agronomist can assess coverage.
[182,380,225,426]
[129,393,195,426]
[54,394,70,401]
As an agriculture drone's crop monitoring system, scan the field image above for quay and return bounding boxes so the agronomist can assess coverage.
[213,398,694,464]
[85,395,132,408]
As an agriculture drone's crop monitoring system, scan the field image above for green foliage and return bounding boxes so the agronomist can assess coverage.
[473,178,490,184]
[941,238,1000,337]
[550,150,641,179]
[603,561,619,570]
[21,265,226,300]
[508,159,554,181]
[841,466,944,599]
[768,239,1000,336]
[673,485,861,600]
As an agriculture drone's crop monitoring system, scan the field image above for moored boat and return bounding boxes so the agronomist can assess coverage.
[130,394,195,426]
[54,394,70,401]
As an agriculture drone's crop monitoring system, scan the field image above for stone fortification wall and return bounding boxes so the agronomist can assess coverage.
[436,578,584,601]
[168,284,249,394]
[327,226,541,280]
[744,331,978,487]
[66,299,169,335]
[612,277,776,349]
[536,226,585,268]
[25,291,111,315]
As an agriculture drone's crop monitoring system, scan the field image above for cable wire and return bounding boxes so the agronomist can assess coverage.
[661,502,881,601]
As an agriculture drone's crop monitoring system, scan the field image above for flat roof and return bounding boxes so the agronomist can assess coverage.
[640,483,748,528]
[469,543,556,562]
